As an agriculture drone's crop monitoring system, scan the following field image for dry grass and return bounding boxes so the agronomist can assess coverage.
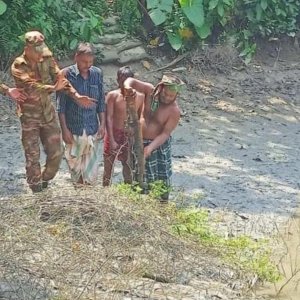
[188,44,241,75]
[0,186,254,300]
[267,214,300,298]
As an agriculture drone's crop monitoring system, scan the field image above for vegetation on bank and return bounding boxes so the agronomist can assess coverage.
[0,0,300,65]
[117,182,281,283]
[1,184,275,299]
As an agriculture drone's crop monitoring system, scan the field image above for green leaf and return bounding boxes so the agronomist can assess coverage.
[242,29,251,38]
[223,0,232,5]
[147,0,173,11]
[208,0,219,10]
[147,0,159,9]
[244,53,252,65]
[260,0,268,10]
[161,0,174,8]
[160,2,173,13]
[217,3,225,17]
[179,0,204,28]
[80,22,90,40]
[149,8,167,25]
[246,13,254,22]
[0,0,7,15]
[219,17,227,26]
[239,47,249,57]
[195,23,211,39]
[90,16,98,28]
[166,32,183,51]
[250,43,256,52]
[70,38,78,50]
[256,3,262,20]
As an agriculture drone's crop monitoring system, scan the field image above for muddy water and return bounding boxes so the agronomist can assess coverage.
[256,208,300,299]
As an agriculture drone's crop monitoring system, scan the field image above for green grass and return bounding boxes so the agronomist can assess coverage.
[171,208,280,283]
[115,183,280,283]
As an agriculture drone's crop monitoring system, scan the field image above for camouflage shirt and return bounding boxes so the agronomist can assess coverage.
[11,53,78,122]
[0,82,9,95]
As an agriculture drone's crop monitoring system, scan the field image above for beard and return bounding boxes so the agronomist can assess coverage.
[158,92,177,104]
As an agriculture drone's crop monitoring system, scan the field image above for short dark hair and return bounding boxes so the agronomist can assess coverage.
[117,66,134,80]
[76,42,95,56]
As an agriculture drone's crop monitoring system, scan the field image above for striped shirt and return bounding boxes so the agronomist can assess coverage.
[57,64,105,136]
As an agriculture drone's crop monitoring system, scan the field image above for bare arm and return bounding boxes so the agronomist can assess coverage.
[98,112,105,128]
[136,93,145,119]
[58,113,68,132]
[97,111,106,139]
[57,90,73,144]
[123,78,154,100]
[105,92,118,148]
[49,59,82,97]
[145,110,180,157]
[50,59,96,108]
[58,113,73,144]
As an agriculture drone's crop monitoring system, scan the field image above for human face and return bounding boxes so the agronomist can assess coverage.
[75,53,94,75]
[25,46,43,63]
[159,86,177,105]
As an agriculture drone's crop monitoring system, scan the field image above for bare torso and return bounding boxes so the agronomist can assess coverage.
[141,96,180,140]
[106,89,144,130]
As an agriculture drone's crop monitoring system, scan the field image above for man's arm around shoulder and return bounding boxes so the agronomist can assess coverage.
[123,78,154,98]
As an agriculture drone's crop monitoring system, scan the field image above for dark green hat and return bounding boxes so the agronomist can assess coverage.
[161,73,185,92]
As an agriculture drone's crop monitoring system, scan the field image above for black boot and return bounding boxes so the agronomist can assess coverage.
[30,183,43,193]
[42,181,48,189]
[160,192,169,203]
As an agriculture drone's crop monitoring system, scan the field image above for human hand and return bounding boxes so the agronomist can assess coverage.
[76,95,97,108]
[123,87,136,98]
[96,125,105,140]
[7,88,27,102]
[110,140,119,151]
[54,78,68,91]
[62,128,73,144]
[144,145,153,159]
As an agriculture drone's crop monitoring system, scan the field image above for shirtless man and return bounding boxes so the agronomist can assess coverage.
[103,66,144,186]
[123,73,185,201]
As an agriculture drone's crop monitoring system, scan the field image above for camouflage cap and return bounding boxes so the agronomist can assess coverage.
[161,73,185,92]
[24,31,52,57]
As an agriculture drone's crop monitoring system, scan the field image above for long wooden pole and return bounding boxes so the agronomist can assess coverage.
[124,88,145,188]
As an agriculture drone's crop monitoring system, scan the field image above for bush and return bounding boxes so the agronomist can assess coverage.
[144,0,300,62]
[0,0,142,68]
[1,0,299,66]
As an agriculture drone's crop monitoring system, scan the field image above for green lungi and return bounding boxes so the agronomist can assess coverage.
[143,137,172,186]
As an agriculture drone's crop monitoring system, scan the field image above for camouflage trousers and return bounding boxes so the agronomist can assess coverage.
[20,115,63,189]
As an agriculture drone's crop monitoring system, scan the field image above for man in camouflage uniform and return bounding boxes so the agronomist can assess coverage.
[0,82,26,101]
[11,31,95,192]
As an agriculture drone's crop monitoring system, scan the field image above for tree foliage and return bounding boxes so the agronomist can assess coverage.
[145,0,300,62]
[0,0,299,66]
[0,0,141,67]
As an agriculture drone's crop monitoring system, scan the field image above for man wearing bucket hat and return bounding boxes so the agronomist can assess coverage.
[123,73,185,201]
[11,31,96,193]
